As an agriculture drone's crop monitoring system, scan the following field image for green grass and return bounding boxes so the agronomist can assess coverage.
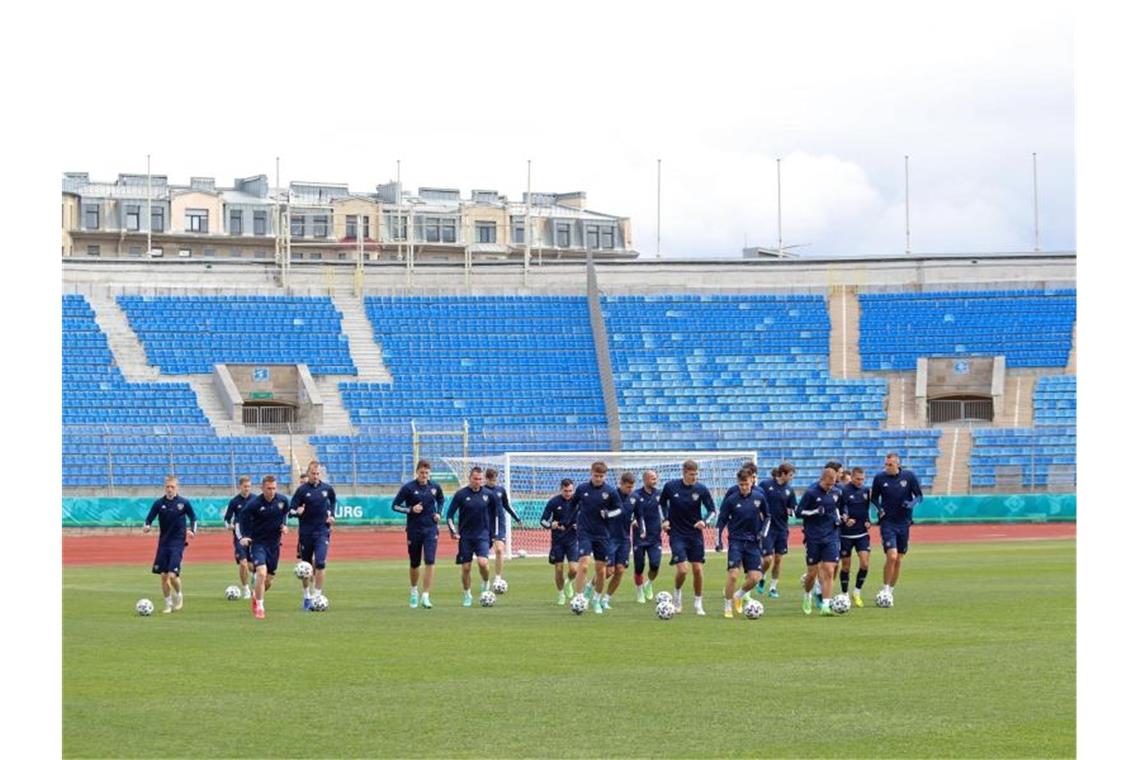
[64,540,1075,758]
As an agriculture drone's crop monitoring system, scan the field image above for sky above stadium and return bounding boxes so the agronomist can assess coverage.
[55,1,1073,259]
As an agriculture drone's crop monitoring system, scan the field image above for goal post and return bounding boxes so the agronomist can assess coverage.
[442,450,757,561]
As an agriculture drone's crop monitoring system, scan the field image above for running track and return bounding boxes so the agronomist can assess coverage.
[63,523,1076,566]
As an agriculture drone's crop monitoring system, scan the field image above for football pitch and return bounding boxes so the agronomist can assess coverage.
[63,539,1075,758]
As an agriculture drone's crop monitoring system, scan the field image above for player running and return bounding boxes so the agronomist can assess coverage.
[631,470,664,603]
[601,471,638,610]
[143,476,197,614]
[484,468,523,591]
[717,461,759,552]
[795,466,844,616]
[290,461,337,610]
[717,468,768,618]
[757,463,796,598]
[392,459,445,609]
[539,478,580,605]
[223,475,255,599]
[445,466,496,607]
[871,453,924,602]
[569,461,624,614]
[660,460,716,616]
[839,466,873,607]
[235,475,290,619]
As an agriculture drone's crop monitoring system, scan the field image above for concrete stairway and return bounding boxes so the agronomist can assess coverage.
[1066,324,1077,374]
[272,434,318,483]
[314,375,356,435]
[993,373,1038,428]
[828,285,862,380]
[932,427,973,495]
[330,293,393,384]
[883,373,918,429]
[184,375,245,435]
[85,291,161,382]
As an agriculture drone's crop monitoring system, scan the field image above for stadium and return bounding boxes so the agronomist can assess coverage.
[60,168,1076,757]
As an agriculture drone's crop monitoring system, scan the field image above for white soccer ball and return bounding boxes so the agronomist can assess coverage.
[832,594,852,614]
[491,578,509,594]
[655,591,673,605]
[743,599,765,619]
[294,561,314,579]
[569,594,588,615]
[479,591,496,607]
[875,589,894,608]
[224,585,242,601]
[516,549,529,559]
[656,600,676,620]
[310,594,329,612]
[136,598,154,616]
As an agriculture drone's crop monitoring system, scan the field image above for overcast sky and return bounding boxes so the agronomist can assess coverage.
[54,1,1073,258]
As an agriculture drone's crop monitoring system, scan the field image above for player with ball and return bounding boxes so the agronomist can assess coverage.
[716,468,768,618]
[235,475,290,619]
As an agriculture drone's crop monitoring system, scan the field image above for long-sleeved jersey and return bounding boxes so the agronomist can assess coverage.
[235,493,290,545]
[795,482,844,543]
[487,483,522,524]
[758,478,796,532]
[870,469,923,524]
[290,480,337,534]
[223,492,254,529]
[392,479,445,533]
[660,479,716,537]
[569,481,623,539]
[631,486,663,544]
[539,494,578,534]
[145,496,197,544]
[446,486,495,539]
[839,482,873,538]
[608,489,637,542]
[716,487,767,543]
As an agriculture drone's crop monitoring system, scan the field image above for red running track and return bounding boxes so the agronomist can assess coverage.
[62,523,1075,567]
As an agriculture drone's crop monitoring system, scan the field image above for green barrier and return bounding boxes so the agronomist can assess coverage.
[61,493,1076,527]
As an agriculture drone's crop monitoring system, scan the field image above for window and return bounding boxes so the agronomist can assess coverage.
[151,207,164,232]
[602,227,615,249]
[346,216,357,240]
[229,209,242,235]
[178,248,192,258]
[476,221,496,244]
[586,225,599,249]
[511,216,525,244]
[311,252,323,260]
[337,252,347,260]
[292,250,304,260]
[386,212,407,241]
[204,248,217,257]
[125,205,140,231]
[254,250,268,259]
[442,219,456,243]
[556,222,571,248]
[314,215,329,237]
[362,215,370,239]
[253,210,267,235]
[84,205,99,230]
[290,215,305,237]
[186,209,208,233]
[424,219,440,243]
[86,244,100,257]
[128,246,142,258]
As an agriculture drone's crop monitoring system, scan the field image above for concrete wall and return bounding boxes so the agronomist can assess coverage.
[229,363,301,403]
[926,357,996,397]
[170,190,224,234]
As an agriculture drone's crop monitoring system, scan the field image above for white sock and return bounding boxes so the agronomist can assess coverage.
[602,594,611,603]
[733,589,745,600]
[694,595,703,608]
[243,584,250,592]
[256,598,264,610]
[771,579,780,590]
[724,598,733,610]
[164,596,172,607]
[315,588,322,597]
[411,586,417,595]
[813,579,821,594]
[303,587,313,599]
[822,598,832,609]
[495,575,502,583]
[674,589,682,604]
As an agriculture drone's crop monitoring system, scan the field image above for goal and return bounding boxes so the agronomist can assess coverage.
[441,450,756,560]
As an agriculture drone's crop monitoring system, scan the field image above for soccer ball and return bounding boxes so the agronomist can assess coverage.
[875,589,894,608]
[136,598,154,616]
[656,600,676,620]
[569,594,588,615]
[491,578,509,594]
[310,594,329,612]
[294,561,314,579]
[832,594,852,614]
[224,585,241,601]
[655,591,673,605]
[516,549,529,559]
[479,591,496,607]
[743,599,765,619]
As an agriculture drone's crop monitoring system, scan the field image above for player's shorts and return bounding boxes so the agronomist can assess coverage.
[456,535,491,565]
[578,534,611,562]
[232,534,252,564]
[840,534,872,557]
[297,531,331,570]
[668,533,706,565]
[727,539,763,572]
[250,541,281,575]
[607,537,631,568]
[633,542,663,573]
[151,542,185,575]
[763,528,789,556]
[407,530,438,568]
[880,521,911,554]
[548,532,579,564]
[805,538,841,566]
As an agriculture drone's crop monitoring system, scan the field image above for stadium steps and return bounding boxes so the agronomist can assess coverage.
[85,290,162,382]
[993,372,1039,428]
[932,426,973,495]
[828,285,862,380]
[330,293,393,384]
[883,373,917,429]
[184,375,246,436]
[1066,323,1077,374]
[313,376,357,436]
[272,433,317,482]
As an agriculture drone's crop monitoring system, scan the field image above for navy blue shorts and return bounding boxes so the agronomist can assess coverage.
[232,534,251,564]
[880,521,911,554]
[578,534,611,562]
[297,532,331,570]
[152,542,184,575]
[727,539,763,572]
[633,542,662,574]
[607,537,631,568]
[669,533,706,565]
[456,535,491,565]
[549,532,579,564]
[763,529,789,556]
[250,541,281,575]
[805,538,841,566]
[840,535,872,557]
[407,531,438,568]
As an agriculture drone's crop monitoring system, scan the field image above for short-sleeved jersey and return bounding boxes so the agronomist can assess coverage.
[569,481,623,539]
[236,493,290,544]
[795,483,844,543]
[716,487,767,543]
[145,496,197,544]
[446,486,495,539]
[660,479,716,537]
[290,481,337,534]
[870,469,923,524]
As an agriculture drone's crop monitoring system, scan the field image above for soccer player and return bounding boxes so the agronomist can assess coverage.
[392,459,445,609]
[223,475,255,599]
[717,469,768,618]
[484,468,523,590]
[631,470,663,603]
[660,459,716,616]
[601,471,637,610]
[445,466,495,607]
[795,466,844,616]
[235,475,290,619]
[717,461,759,552]
[143,476,197,614]
[839,466,873,607]
[758,463,796,598]
[539,478,579,605]
[871,452,924,600]
[290,460,337,610]
[569,461,624,614]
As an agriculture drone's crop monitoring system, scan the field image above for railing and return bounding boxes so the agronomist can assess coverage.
[929,398,994,424]
[242,405,295,429]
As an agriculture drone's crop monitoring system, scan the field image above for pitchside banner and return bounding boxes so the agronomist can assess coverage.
[62,494,1076,528]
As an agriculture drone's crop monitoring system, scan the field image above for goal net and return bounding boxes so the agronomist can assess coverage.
[441,450,756,560]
